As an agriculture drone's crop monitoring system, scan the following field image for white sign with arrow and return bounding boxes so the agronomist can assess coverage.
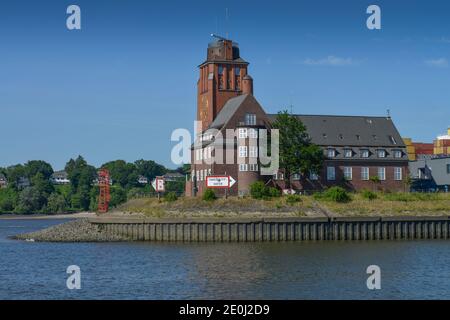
[206,175,236,188]
[151,176,165,192]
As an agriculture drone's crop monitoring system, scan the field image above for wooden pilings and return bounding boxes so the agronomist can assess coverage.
[90,216,450,242]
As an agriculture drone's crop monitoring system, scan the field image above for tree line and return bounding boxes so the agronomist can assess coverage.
[0,157,187,214]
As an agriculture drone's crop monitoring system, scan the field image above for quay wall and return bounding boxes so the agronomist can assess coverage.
[89,216,450,242]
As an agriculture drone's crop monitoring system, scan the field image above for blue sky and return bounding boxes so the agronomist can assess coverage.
[1,0,449,169]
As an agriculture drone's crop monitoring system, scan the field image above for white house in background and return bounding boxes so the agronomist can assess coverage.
[137,175,149,184]
[0,173,7,189]
[50,170,70,185]
[163,172,185,182]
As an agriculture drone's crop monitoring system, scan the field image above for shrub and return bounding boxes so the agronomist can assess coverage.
[361,190,377,200]
[286,194,302,205]
[164,191,178,202]
[322,187,351,203]
[202,189,216,201]
[250,181,266,199]
[250,181,281,199]
[267,187,281,198]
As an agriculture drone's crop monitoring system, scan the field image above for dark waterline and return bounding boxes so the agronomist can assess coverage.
[0,219,449,300]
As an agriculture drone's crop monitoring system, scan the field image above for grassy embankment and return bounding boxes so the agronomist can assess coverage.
[112,191,450,218]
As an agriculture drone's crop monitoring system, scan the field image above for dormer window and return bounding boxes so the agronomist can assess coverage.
[245,113,256,125]
[377,149,386,158]
[393,150,402,158]
[327,148,336,158]
[361,149,370,158]
[344,149,353,158]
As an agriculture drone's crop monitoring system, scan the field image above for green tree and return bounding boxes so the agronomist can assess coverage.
[101,160,137,188]
[0,188,18,213]
[45,193,67,214]
[25,160,54,180]
[65,156,96,210]
[16,186,46,213]
[134,159,166,181]
[272,110,324,189]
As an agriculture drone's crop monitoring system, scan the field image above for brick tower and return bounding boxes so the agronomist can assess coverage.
[197,35,252,132]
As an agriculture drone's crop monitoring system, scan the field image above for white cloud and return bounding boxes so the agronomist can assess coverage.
[302,55,358,66]
[425,58,448,68]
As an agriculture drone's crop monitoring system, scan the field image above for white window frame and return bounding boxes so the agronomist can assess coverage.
[361,167,369,181]
[249,164,259,172]
[327,166,336,181]
[361,149,370,158]
[239,146,248,158]
[238,128,248,139]
[245,113,256,126]
[344,167,353,181]
[327,148,336,158]
[249,146,258,158]
[393,150,402,158]
[378,167,386,181]
[239,164,248,172]
[377,149,386,158]
[249,128,258,139]
[344,149,353,158]
[394,167,402,181]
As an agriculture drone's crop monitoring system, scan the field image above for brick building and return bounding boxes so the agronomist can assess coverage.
[186,37,409,196]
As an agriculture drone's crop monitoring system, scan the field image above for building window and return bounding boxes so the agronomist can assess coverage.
[239,146,248,158]
[393,150,402,158]
[394,167,402,181]
[377,149,386,158]
[245,113,256,126]
[208,168,212,176]
[238,128,247,139]
[378,167,386,181]
[344,167,353,180]
[249,164,259,172]
[199,170,203,181]
[249,128,258,138]
[218,65,224,89]
[344,149,353,158]
[249,146,258,157]
[327,148,336,158]
[447,164,450,174]
[327,166,336,181]
[309,171,319,181]
[361,149,370,158]
[239,164,248,172]
[235,67,241,90]
[361,167,369,181]
[292,173,301,181]
[196,170,199,181]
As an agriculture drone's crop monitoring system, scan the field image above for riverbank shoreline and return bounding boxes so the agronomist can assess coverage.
[0,212,96,220]
[10,214,450,242]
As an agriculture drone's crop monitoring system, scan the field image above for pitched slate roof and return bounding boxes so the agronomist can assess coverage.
[267,114,405,147]
[209,94,250,129]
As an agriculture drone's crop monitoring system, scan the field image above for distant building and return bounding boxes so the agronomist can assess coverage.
[50,170,70,185]
[409,156,450,192]
[0,173,7,189]
[137,175,148,184]
[403,138,434,161]
[404,127,450,160]
[162,172,185,182]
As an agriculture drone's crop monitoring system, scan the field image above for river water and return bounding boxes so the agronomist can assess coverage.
[0,218,449,300]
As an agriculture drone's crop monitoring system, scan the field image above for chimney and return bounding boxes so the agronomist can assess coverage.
[242,74,253,95]
[447,127,450,136]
